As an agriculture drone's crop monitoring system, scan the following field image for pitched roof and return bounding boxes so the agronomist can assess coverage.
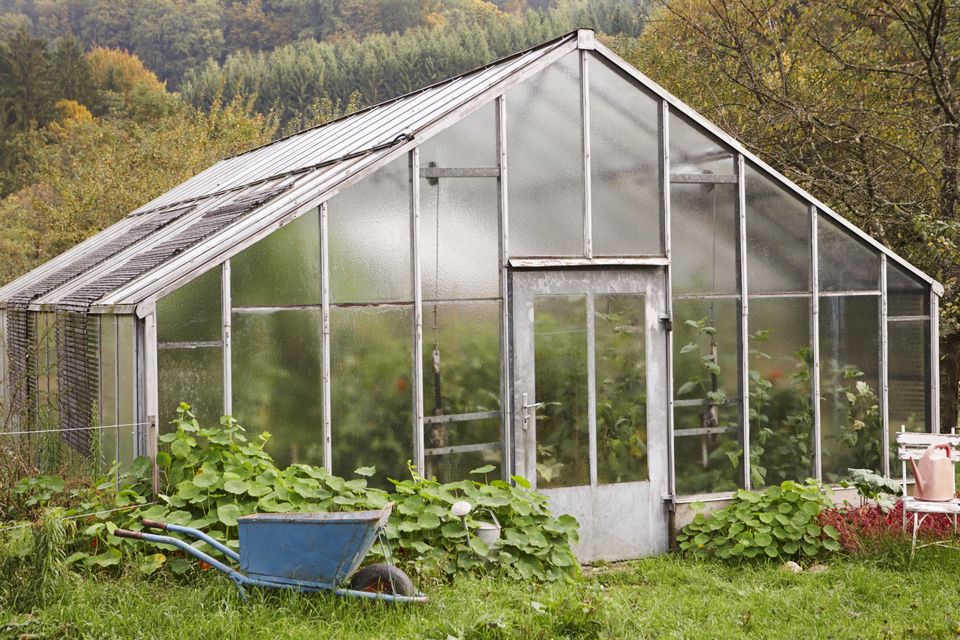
[0,29,940,314]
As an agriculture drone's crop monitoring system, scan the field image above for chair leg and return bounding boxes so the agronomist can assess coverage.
[911,512,919,560]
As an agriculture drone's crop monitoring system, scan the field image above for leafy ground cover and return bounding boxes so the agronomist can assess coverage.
[2,550,960,639]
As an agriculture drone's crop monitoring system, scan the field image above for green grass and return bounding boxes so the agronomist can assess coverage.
[4,550,960,639]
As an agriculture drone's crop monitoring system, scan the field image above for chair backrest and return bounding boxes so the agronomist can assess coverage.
[896,430,960,495]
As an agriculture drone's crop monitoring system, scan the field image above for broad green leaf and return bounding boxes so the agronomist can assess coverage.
[469,536,490,557]
[223,479,248,495]
[192,470,220,488]
[138,553,166,575]
[217,503,241,527]
[169,558,193,575]
[470,465,496,475]
[353,466,376,477]
[86,548,122,567]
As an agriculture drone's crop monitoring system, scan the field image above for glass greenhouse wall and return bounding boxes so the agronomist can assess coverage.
[0,31,942,557]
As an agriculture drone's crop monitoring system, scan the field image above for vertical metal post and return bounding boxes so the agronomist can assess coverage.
[319,202,333,472]
[736,154,751,489]
[147,414,159,495]
[586,294,598,487]
[497,95,512,481]
[114,315,120,469]
[661,99,675,498]
[809,207,822,480]
[143,309,159,468]
[580,49,592,258]
[410,148,425,474]
[879,255,890,476]
[931,292,941,433]
[221,261,232,417]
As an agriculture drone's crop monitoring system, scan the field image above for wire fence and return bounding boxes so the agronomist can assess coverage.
[0,501,159,534]
[0,422,149,437]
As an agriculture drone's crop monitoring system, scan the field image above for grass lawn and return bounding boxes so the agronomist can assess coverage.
[4,548,960,639]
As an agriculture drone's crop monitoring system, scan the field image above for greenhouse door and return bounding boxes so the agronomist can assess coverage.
[511,268,669,561]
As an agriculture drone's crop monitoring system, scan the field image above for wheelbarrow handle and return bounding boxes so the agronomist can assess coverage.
[114,528,144,540]
[141,519,168,531]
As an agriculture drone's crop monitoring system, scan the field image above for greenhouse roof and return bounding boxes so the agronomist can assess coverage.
[0,29,941,315]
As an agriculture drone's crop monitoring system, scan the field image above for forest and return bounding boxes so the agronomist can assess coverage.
[0,0,958,421]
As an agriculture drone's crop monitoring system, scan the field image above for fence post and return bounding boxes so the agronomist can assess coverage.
[147,414,159,495]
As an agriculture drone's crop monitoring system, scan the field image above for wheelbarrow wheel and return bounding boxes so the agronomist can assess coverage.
[349,563,414,596]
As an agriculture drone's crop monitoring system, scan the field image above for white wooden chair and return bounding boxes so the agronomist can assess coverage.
[897,429,960,557]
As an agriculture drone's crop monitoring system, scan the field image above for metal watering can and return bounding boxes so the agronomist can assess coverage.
[910,443,956,502]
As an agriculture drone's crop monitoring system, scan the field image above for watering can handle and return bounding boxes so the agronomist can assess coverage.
[934,443,953,459]
[910,458,926,494]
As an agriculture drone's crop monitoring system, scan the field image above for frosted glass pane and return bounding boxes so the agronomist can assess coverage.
[419,102,496,168]
[673,298,740,400]
[425,417,500,483]
[429,449,501,484]
[749,297,813,486]
[329,157,411,303]
[669,113,734,175]
[589,54,661,256]
[117,317,136,466]
[888,264,927,317]
[100,316,117,428]
[158,346,222,434]
[232,310,322,468]
[674,405,741,494]
[595,293,647,484]
[419,178,499,300]
[157,267,221,343]
[671,183,737,295]
[422,301,500,418]
[746,166,810,293]
[331,305,413,485]
[534,295,589,488]
[817,214,879,292]
[507,52,583,257]
[819,296,881,481]
[232,208,320,306]
[888,320,929,433]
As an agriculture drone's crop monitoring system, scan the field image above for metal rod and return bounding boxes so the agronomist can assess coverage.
[419,167,499,178]
[423,410,501,425]
[674,425,740,437]
[661,98,676,500]
[319,201,333,472]
[222,260,232,417]
[424,442,502,457]
[809,206,822,480]
[931,292,941,432]
[880,254,890,476]
[410,148,425,474]
[586,293,598,487]
[581,49,592,259]
[669,174,738,184]
[157,341,223,350]
[736,153,751,490]
[508,257,670,268]
[497,94,512,483]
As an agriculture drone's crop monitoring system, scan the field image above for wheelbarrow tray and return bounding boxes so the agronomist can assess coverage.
[238,508,390,589]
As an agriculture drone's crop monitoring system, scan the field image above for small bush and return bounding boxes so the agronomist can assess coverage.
[678,480,841,561]
[817,500,955,555]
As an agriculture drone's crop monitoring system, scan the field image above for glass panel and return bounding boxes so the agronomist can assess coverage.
[158,347,223,434]
[232,310,322,468]
[595,293,647,484]
[330,305,413,484]
[329,157,411,303]
[419,102,496,168]
[748,298,813,486]
[232,208,320,306]
[671,184,738,295]
[157,267,222,343]
[887,263,928,317]
[819,296,881,481]
[589,53,661,256]
[888,319,929,436]
[422,301,500,417]
[746,166,810,294]
[425,418,501,483]
[100,316,118,465]
[507,51,583,257]
[674,405,741,494]
[86,316,111,470]
[533,295,589,488]
[817,213,879,292]
[419,178,499,300]
[117,316,136,466]
[35,313,50,417]
[669,112,734,175]
[673,298,739,401]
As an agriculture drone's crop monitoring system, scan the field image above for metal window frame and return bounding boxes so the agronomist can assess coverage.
[410,148,426,474]
[880,255,890,475]
[498,94,512,482]
[661,99,676,499]
[222,261,232,417]
[809,206,822,480]
[736,153,751,489]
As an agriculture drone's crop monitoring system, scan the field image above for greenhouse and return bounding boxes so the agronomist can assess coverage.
[0,30,941,561]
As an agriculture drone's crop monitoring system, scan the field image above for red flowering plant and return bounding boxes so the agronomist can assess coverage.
[817,501,956,554]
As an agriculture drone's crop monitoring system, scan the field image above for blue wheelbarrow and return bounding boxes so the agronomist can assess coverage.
[115,502,426,603]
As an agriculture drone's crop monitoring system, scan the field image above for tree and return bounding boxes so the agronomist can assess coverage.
[617,0,960,426]
[0,27,53,134]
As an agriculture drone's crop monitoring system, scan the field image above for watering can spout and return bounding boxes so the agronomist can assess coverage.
[910,457,926,494]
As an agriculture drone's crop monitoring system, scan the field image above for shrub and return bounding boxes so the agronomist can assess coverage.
[678,480,841,561]
[817,500,955,555]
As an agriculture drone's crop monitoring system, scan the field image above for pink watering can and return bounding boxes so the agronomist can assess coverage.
[910,443,956,502]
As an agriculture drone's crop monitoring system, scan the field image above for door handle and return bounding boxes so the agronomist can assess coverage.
[521,392,545,431]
